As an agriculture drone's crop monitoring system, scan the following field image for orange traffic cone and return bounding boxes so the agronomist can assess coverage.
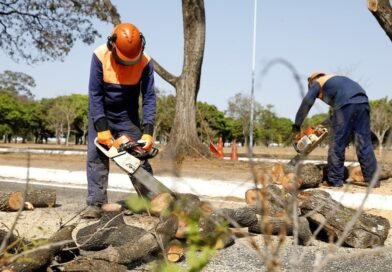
[230,139,238,161]
[217,136,224,159]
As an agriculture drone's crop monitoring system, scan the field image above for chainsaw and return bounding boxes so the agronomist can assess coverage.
[288,125,328,166]
[94,135,175,199]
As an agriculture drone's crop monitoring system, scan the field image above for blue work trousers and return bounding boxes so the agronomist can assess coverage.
[328,103,377,185]
[86,117,152,205]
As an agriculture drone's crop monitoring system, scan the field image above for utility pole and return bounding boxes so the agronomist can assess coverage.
[249,0,258,156]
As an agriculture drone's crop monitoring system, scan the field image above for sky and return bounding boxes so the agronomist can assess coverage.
[0,0,391,121]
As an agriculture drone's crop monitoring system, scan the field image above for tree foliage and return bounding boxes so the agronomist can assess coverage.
[0,70,36,98]
[370,97,392,152]
[0,0,120,63]
[226,92,262,146]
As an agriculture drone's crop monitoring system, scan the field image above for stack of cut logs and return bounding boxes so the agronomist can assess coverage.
[1,162,391,271]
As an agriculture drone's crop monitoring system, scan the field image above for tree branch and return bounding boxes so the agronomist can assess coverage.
[152,58,178,88]
[368,0,392,41]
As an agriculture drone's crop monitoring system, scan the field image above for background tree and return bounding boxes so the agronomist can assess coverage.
[154,89,176,144]
[370,97,392,153]
[0,70,36,99]
[196,102,228,144]
[0,90,20,142]
[152,0,208,161]
[72,95,89,145]
[226,93,261,147]
[0,0,120,63]
[254,105,292,147]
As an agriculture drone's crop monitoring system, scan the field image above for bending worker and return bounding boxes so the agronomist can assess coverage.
[83,23,156,219]
[292,72,378,188]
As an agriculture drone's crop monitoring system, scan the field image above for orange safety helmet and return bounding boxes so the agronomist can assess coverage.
[106,23,145,66]
[307,71,325,87]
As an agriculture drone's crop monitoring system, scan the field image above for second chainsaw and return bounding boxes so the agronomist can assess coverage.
[288,125,328,166]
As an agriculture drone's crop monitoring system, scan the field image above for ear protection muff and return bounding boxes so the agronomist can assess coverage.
[140,32,146,53]
[106,33,117,51]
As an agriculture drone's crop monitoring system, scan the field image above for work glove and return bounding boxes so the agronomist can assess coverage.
[139,134,153,151]
[97,130,113,148]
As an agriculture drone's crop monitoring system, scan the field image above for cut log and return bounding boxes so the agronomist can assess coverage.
[247,185,293,217]
[298,190,390,248]
[285,163,327,189]
[198,212,235,249]
[4,225,76,272]
[81,214,178,264]
[150,192,175,216]
[245,188,262,205]
[199,201,214,217]
[0,189,57,212]
[101,202,123,212]
[61,257,128,272]
[297,164,323,189]
[171,193,202,239]
[166,239,185,263]
[215,207,258,228]
[349,164,392,182]
[248,216,313,246]
[279,173,303,191]
[25,189,56,208]
[271,163,285,181]
[76,211,145,251]
[0,192,23,211]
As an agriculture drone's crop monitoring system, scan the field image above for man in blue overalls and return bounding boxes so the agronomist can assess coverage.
[292,72,378,188]
[82,23,156,219]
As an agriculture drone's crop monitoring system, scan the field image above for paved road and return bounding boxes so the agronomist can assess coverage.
[2,181,392,272]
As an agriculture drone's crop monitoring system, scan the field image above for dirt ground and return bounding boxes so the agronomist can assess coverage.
[1,143,392,241]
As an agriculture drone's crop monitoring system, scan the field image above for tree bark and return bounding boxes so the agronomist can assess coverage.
[62,258,128,272]
[76,211,146,251]
[368,0,392,41]
[81,214,178,264]
[154,0,210,161]
[298,190,390,248]
[248,216,313,245]
[25,189,56,208]
[4,225,76,272]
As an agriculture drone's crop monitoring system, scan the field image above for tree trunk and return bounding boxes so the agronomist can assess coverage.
[368,0,392,41]
[153,0,210,161]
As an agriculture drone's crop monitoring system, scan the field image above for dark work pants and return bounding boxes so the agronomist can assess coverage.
[327,103,377,185]
[86,117,153,205]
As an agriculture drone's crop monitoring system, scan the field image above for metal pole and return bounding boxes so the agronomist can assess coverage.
[249,0,258,155]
